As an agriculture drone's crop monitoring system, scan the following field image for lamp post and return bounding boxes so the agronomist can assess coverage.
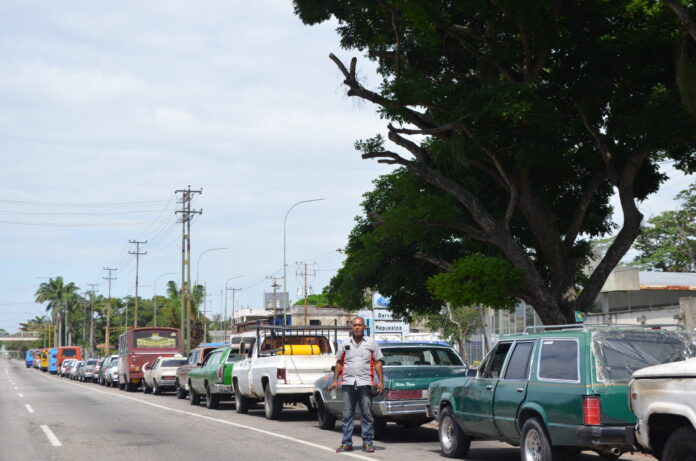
[153,272,175,327]
[225,276,242,339]
[196,248,227,286]
[283,198,326,326]
[192,247,226,349]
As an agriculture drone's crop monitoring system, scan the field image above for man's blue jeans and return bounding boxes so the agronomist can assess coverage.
[341,384,374,446]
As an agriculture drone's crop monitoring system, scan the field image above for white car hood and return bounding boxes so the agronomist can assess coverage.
[633,357,696,378]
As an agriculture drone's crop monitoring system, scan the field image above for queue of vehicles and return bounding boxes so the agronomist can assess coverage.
[23,323,696,461]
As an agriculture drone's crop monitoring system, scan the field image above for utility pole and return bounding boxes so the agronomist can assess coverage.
[266,276,282,324]
[227,287,242,335]
[296,261,316,325]
[129,240,147,328]
[103,267,117,357]
[176,186,202,354]
[87,283,99,358]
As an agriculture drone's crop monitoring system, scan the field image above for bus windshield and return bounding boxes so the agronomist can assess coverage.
[133,330,179,350]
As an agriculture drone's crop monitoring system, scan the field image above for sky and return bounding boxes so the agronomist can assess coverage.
[0,1,693,333]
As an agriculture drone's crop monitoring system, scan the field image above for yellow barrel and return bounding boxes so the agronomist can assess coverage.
[277,344,320,355]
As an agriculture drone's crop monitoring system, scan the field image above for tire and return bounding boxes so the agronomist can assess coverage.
[316,395,336,430]
[190,383,201,405]
[374,417,387,441]
[264,385,282,420]
[118,380,125,390]
[143,380,152,394]
[176,381,187,399]
[152,380,161,395]
[234,383,249,414]
[662,426,696,461]
[206,384,220,409]
[520,417,566,461]
[125,382,137,392]
[438,406,471,458]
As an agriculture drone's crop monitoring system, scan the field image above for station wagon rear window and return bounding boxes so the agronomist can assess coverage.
[593,330,696,382]
[381,348,463,366]
[504,342,534,380]
[538,340,578,381]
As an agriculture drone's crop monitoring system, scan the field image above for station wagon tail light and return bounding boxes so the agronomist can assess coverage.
[386,390,426,400]
[583,396,601,425]
[277,368,286,383]
[217,365,224,383]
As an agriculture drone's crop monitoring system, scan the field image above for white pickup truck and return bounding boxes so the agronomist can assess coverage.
[232,325,350,420]
[630,356,696,461]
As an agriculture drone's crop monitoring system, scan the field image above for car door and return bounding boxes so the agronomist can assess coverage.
[492,340,536,441]
[457,341,513,439]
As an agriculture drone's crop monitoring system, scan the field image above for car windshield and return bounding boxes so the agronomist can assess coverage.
[593,329,696,382]
[162,359,187,367]
[381,347,464,366]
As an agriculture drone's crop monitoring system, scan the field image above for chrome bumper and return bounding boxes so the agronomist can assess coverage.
[214,384,232,393]
[373,399,429,417]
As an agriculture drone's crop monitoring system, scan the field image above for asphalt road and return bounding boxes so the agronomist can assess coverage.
[0,359,656,461]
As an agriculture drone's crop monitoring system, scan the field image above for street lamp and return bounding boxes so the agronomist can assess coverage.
[153,272,175,327]
[283,198,326,326]
[225,275,243,338]
[196,247,227,285]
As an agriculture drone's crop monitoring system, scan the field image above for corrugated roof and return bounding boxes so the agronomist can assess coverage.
[639,271,696,290]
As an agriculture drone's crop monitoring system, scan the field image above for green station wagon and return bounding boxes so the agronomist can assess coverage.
[427,324,696,461]
[188,346,245,409]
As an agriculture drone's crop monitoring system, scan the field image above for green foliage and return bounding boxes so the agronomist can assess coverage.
[631,184,696,272]
[677,34,696,117]
[293,293,330,306]
[427,255,523,311]
[418,304,481,361]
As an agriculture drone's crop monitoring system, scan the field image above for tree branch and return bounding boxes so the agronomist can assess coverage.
[414,251,452,271]
[578,106,618,182]
[564,169,608,248]
[663,0,696,42]
[447,25,519,83]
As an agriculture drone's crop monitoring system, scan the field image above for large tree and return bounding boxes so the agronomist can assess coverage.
[34,276,80,347]
[295,0,696,324]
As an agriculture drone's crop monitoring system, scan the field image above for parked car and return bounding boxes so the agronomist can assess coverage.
[105,356,119,387]
[427,324,696,461]
[143,355,187,395]
[188,346,244,409]
[60,359,77,377]
[99,355,118,386]
[313,342,467,436]
[71,361,84,380]
[82,358,99,382]
[175,343,225,399]
[93,358,105,383]
[630,355,696,460]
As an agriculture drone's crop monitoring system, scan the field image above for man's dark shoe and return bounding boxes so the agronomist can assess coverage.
[362,443,375,453]
[336,444,353,452]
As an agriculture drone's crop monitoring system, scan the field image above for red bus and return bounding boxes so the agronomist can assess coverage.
[117,327,182,391]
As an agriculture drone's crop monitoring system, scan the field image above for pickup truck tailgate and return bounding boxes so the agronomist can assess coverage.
[284,355,335,385]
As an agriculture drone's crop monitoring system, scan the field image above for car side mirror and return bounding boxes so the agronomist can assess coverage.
[466,368,477,377]
[143,362,149,371]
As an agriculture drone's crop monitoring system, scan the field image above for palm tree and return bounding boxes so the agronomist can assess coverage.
[34,276,79,347]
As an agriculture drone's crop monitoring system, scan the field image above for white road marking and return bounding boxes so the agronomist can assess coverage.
[25,404,34,413]
[41,374,375,460]
[40,425,61,447]
[18,393,24,398]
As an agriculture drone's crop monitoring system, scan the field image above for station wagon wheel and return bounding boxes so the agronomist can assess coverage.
[520,417,565,461]
[316,394,336,430]
[189,382,201,405]
[662,426,696,461]
[152,380,161,395]
[142,380,152,394]
[206,384,220,409]
[438,407,470,458]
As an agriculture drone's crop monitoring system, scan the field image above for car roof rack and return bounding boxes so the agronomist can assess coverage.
[523,323,686,334]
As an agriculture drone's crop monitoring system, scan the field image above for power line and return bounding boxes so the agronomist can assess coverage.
[0,199,170,207]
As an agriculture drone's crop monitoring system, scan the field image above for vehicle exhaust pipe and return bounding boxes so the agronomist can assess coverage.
[611,448,621,456]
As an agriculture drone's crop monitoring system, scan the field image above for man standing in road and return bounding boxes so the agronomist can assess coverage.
[329,316,384,453]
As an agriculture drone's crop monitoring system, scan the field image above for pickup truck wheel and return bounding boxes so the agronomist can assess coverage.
[520,417,565,461]
[190,384,201,405]
[206,384,220,409]
[438,407,470,458]
[152,380,162,395]
[264,386,282,420]
[662,426,696,461]
[176,381,187,399]
[316,396,336,430]
[234,384,249,414]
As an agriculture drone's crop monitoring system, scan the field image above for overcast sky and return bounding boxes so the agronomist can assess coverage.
[0,1,692,333]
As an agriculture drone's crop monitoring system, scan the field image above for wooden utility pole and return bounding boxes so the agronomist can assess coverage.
[129,240,147,328]
[103,267,117,356]
[266,276,281,324]
[227,287,242,335]
[176,186,202,354]
[296,261,316,325]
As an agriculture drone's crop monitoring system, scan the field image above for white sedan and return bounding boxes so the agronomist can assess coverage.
[143,355,187,395]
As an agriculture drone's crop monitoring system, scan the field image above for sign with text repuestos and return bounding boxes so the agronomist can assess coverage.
[366,293,410,336]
